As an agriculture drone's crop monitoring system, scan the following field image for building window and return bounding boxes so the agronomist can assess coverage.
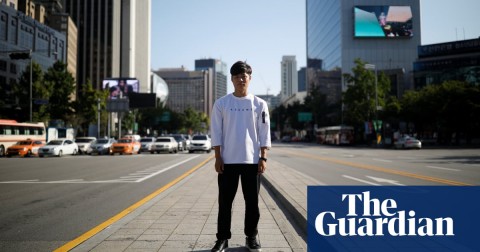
[0,60,7,71]
[10,63,17,74]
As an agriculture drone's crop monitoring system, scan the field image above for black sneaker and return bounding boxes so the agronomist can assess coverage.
[211,239,228,252]
[245,236,262,251]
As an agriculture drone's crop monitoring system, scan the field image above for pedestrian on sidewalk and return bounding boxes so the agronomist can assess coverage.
[210,61,271,252]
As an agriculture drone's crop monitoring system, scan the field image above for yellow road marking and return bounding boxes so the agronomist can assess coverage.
[277,149,471,186]
[54,155,214,252]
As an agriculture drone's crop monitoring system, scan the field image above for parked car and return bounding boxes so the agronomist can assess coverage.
[394,136,422,149]
[152,137,178,154]
[281,135,292,142]
[184,134,192,150]
[89,138,116,155]
[111,136,141,155]
[38,139,78,157]
[6,139,44,157]
[75,136,97,154]
[170,134,188,151]
[189,134,212,153]
[139,137,156,153]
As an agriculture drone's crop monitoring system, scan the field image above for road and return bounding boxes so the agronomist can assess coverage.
[271,143,479,186]
[0,152,212,251]
[0,144,478,251]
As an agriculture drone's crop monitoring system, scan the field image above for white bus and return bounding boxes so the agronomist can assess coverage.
[0,119,47,157]
[316,125,354,145]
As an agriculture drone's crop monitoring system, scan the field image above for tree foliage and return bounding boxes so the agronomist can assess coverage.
[73,80,109,136]
[10,61,50,122]
[400,81,480,143]
[342,58,391,127]
[43,61,76,123]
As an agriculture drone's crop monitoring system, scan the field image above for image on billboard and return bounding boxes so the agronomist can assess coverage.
[354,6,413,38]
[102,78,139,99]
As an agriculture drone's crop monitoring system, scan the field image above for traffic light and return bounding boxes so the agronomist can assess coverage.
[9,51,31,60]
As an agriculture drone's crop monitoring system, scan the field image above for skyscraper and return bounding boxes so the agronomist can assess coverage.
[195,58,227,101]
[307,0,421,97]
[281,55,298,100]
[63,0,150,96]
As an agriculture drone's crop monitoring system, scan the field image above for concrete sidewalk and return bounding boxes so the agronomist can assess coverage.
[70,158,308,252]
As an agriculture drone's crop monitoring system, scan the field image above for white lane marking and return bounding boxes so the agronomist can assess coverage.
[45,179,85,183]
[342,175,380,186]
[0,180,40,183]
[425,165,460,172]
[0,155,201,184]
[135,155,199,182]
[373,158,392,163]
[366,176,405,186]
[465,163,480,167]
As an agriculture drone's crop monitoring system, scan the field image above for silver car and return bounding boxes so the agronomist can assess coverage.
[89,138,116,155]
[139,137,156,153]
[170,134,188,152]
[75,137,97,154]
[394,136,422,149]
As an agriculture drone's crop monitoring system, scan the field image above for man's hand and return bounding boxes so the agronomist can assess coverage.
[258,159,266,174]
[215,157,224,174]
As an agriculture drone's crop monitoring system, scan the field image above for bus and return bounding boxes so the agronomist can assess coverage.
[316,125,354,145]
[0,119,46,157]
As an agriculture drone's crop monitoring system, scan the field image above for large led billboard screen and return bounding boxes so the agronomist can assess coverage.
[102,78,139,99]
[354,6,413,38]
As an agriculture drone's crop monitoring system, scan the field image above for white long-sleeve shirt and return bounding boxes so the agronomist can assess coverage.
[210,93,271,164]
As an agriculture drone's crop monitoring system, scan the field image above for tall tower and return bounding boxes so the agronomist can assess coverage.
[281,55,298,99]
[63,0,150,96]
[120,0,151,93]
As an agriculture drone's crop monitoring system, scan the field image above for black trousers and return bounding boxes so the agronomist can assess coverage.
[216,163,261,240]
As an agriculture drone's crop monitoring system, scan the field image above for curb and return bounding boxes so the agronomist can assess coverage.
[261,174,307,241]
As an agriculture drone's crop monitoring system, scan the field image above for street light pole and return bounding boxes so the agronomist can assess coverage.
[29,49,32,122]
[97,98,101,138]
[364,63,380,145]
[8,49,56,122]
[364,64,378,121]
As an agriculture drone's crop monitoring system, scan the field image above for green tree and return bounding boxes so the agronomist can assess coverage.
[73,80,108,136]
[400,81,480,144]
[304,84,339,127]
[44,61,76,124]
[342,59,391,127]
[271,105,286,135]
[182,107,209,134]
[11,61,49,122]
[285,101,305,132]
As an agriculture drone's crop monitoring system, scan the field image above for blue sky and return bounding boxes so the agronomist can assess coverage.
[151,0,480,96]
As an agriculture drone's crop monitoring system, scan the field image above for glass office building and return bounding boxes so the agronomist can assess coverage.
[195,58,227,101]
[414,38,480,89]
[307,0,421,97]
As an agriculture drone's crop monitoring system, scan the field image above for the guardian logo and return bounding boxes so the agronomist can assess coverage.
[315,191,454,237]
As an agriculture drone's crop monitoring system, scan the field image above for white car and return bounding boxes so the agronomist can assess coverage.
[39,139,78,157]
[152,137,178,154]
[189,135,212,153]
[75,137,97,154]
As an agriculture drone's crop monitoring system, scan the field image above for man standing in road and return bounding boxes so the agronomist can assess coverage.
[210,61,271,252]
